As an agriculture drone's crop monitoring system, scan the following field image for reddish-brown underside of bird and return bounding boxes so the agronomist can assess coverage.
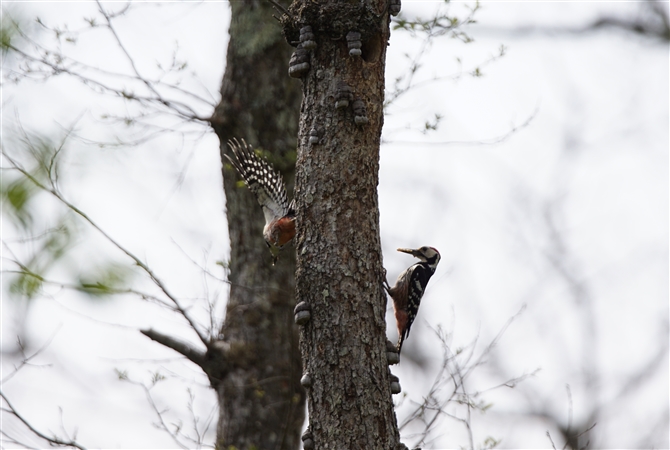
[275,217,296,246]
[388,273,410,346]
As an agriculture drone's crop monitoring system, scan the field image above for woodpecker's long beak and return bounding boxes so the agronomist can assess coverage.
[397,247,420,257]
[270,249,280,266]
[266,241,281,266]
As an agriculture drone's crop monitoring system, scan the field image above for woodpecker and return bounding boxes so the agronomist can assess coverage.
[384,246,440,353]
[224,138,296,265]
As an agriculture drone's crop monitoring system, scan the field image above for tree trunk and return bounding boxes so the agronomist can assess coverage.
[209,1,304,449]
[284,0,401,447]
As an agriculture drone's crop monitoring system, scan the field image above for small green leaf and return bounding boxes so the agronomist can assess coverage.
[77,262,133,298]
[9,270,43,299]
[2,178,36,227]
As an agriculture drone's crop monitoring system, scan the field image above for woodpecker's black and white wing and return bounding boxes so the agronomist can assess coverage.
[400,263,436,341]
[387,246,440,353]
[225,138,290,225]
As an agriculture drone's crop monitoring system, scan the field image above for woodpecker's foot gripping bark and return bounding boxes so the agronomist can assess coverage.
[382,267,391,292]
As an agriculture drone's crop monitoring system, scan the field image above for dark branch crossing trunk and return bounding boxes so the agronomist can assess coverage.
[282,0,401,447]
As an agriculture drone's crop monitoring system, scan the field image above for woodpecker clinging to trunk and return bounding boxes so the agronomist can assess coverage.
[384,246,441,353]
[224,138,296,265]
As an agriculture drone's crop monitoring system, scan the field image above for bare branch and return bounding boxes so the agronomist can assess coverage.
[2,150,211,348]
[3,248,174,310]
[266,0,291,19]
[185,388,216,449]
[547,431,558,450]
[118,372,214,449]
[140,328,207,368]
[383,107,537,147]
[398,306,527,447]
[565,384,573,449]
[4,10,215,134]
[139,382,189,450]
[95,0,212,121]
[385,44,506,109]
[0,391,87,450]
[1,330,59,385]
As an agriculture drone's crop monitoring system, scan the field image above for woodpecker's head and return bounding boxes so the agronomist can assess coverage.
[263,216,296,265]
[264,239,284,266]
[397,246,441,268]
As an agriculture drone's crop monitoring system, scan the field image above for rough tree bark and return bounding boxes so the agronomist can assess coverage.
[282,0,401,447]
[208,1,305,448]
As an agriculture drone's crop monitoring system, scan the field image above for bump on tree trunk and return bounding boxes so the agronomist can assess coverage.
[283,0,402,447]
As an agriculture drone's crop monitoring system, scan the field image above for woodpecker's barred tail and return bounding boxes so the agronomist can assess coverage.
[384,246,440,353]
[225,138,296,264]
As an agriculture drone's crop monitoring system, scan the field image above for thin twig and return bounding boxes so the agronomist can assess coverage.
[266,0,290,18]
[547,431,558,450]
[2,151,210,348]
[7,21,214,120]
[2,265,174,311]
[1,330,59,385]
[0,391,87,450]
[383,108,537,147]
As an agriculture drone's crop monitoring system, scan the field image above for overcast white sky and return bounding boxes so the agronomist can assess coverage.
[2,1,668,449]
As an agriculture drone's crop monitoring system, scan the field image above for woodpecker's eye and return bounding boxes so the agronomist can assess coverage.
[420,246,428,252]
